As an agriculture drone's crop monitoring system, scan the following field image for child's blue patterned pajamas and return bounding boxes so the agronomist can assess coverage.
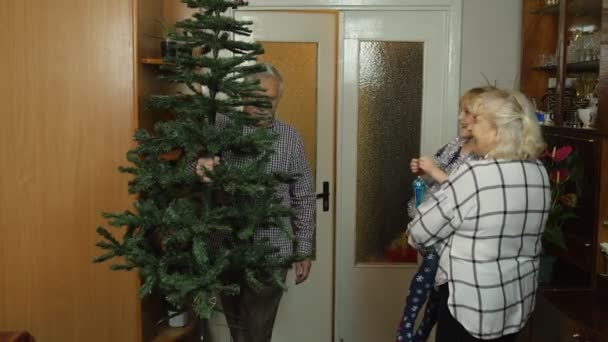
[395,248,440,342]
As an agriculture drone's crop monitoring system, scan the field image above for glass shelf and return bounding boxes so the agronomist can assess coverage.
[568,0,602,18]
[531,4,560,15]
[531,0,602,16]
[531,60,599,73]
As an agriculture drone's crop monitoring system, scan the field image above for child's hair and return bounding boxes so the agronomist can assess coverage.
[460,86,497,112]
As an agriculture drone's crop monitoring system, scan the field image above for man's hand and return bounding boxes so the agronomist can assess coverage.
[294,259,312,285]
[196,156,220,183]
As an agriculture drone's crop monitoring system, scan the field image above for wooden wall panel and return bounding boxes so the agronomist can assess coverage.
[0,1,139,341]
[163,0,198,24]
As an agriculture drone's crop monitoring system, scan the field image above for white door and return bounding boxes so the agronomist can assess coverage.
[336,10,458,342]
[207,11,337,342]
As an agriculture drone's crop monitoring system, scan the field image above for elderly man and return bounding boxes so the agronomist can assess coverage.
[196,64,315,342]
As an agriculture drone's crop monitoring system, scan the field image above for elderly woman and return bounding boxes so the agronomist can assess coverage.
[396,87,494,342]
[407,88,550,341]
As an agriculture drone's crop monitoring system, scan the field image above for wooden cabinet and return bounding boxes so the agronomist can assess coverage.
[521,287,608,342]
[522,0,608,287]
[136,1,201,340]
[0,1,139,341]
[521,1,608,341]
[540,126,603,289]
[522,0,604,131]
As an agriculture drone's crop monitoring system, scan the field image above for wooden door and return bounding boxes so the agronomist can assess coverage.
[0,1,139,341]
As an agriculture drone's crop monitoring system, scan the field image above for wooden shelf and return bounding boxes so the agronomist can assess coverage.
[141,58,165,65]
[542,124,608,138]
[567,60,600,73]
[531,64,558,71]
[531,60,599,73]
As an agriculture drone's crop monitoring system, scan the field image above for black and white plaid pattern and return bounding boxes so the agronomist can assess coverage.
[407,137,478,219]
[406,137,479,285]
[223,119,315,257]
[407,159,550,339]
[190,117,315,257]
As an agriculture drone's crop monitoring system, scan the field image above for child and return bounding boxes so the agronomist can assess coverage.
[406,87,493,218]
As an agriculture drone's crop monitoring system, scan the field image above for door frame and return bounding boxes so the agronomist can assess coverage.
[228,9,339,342]
[240,0,463,166]
[236,3,462,342]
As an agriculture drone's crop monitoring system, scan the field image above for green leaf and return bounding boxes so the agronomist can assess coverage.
[95,227,120,246]
[110,263,135,271]
[237,226,254,240]
[95,241,115,250]
[543,227,567,249]
[193,238,208,267]
[92,251,116,263]
[138,276,156,298]
[94,0,298,316]
[244,269,263,292]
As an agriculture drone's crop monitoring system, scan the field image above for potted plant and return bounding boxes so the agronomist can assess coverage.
[538,144,583,283]
[157,19,177,58]
[146,19,177,58]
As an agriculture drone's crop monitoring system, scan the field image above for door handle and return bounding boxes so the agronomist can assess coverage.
[316,181,330,212]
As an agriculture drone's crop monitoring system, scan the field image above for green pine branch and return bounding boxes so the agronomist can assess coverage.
[93,0,296,321]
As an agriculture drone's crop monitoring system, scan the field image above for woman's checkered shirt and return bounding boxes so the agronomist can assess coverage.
[407,159,550,339]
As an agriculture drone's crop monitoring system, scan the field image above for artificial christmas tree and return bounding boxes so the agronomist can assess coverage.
[94,0,296,321]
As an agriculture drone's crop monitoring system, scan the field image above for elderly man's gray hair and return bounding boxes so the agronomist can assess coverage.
[248,63,284,97]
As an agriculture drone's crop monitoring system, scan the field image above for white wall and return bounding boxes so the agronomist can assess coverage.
[460,0,522,92]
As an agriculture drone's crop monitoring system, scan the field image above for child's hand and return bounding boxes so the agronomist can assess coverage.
[418,156,447,183]
[410,158,420,173]
[411,156,437,175]
[418,156,438,174]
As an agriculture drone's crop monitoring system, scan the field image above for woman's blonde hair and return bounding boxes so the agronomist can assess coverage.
[460,86,497,111]
[471,88,545,160]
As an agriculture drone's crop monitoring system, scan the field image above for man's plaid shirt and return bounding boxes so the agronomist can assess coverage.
[407,159,550,339]
[227,119,315,257]
[196,116,316,258]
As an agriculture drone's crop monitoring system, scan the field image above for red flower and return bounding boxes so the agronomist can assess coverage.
[554,146,573,162]
[549,169,570,184]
